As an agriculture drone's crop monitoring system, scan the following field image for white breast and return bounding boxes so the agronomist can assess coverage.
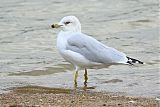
[56,31,99,67]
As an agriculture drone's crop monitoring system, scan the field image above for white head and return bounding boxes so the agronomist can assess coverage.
[51,16,81,32]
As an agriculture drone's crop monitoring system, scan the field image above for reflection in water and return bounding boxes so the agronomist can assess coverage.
[103,79,123,84]
[74,81,96,91]
[9,63,73,76]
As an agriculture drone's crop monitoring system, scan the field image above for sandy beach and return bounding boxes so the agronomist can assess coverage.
[0,86,159,107]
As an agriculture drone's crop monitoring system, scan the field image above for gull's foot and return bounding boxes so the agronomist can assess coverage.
[84,68,88,84]
[74,71,78,88]
[74,80,78,88]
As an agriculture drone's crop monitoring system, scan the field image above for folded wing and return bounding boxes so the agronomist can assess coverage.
[66,33,128,64]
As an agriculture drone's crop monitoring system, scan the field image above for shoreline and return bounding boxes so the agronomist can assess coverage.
[0,86,159,107]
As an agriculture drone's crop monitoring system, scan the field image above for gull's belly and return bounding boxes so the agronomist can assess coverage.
[59,50,100,67]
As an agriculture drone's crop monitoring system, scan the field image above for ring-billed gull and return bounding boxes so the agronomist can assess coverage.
[51,16,143,84]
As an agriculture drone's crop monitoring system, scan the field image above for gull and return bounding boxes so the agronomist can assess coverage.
[51,16,143,85]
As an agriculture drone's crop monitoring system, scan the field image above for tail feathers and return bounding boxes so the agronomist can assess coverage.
[126,56,143,65]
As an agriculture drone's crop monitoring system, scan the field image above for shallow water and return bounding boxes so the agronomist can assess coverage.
[0,0,159,97]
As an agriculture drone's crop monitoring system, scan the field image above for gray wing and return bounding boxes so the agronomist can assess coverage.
[66,33,127,64]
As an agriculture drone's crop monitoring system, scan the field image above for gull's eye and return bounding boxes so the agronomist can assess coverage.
[64,21,71,25]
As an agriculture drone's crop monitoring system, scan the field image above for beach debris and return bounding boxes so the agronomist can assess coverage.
[155,97,160,101]
[128,100,136,103]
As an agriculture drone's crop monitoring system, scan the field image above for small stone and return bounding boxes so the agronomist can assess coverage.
[71,100,74,103]
[57,100,61,103]
[39,99,43,102]
[103,103,106,106]
[155,97,160,101]
[112,96,118,98]
[32,105,41,107]
[118,103,122,105]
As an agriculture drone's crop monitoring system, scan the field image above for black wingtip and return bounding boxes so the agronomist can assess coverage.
[126,56,144,65]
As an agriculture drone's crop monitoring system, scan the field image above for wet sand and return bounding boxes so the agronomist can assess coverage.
[0,86,159,107]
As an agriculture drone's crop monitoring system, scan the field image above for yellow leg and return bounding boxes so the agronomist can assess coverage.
[74,71,78,83]
[84,68,88,83]
[74,71,78,88]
